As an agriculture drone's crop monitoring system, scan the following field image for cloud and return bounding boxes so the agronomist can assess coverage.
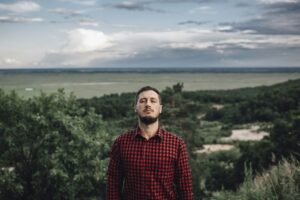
[48,8,99,26]
[258,0,298,4]
[1,58,20,65]
[151,0,212,2]
[224,1,300,35]
[235,3,252,7]
[79,19,99,27]
[49,8,83,16]
[214,25,234,32]
[48,8,91,21]
[59,0,97,6]
[89,44,300,68]
[40,27,300,67]
[60,29,112,53]
[114,1,146,10]
[178,20,208,26]
[188,5,213,14]
[0,16,43,23]
[0,1,41,13]
[40,29,113,66]
[106,1,164,12]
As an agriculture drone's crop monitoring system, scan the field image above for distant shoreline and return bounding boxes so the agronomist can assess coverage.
[1,71,300,98]
[1,67,300,74]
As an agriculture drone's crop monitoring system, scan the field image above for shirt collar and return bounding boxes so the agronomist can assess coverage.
[133,126,164,141]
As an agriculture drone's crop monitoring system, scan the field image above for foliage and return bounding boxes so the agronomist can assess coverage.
[1,78,300,199]
[269,118,300,161]
[191,149,241,199]
[211,158,300,200]
[78,92,135,120]
[0,89,112,200]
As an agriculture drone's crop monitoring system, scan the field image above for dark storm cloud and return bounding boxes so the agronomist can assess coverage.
[226,2,300,35]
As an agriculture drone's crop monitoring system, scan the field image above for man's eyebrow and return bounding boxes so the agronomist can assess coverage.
[139,97,158,100]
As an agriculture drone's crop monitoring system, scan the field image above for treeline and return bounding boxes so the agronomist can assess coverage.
[204,79,300,123]
[1,79,300,199]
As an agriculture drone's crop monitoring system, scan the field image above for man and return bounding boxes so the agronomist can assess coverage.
[106,86,193,200]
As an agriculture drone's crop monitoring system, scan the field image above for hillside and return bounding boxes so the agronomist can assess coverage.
[1,79,300,199]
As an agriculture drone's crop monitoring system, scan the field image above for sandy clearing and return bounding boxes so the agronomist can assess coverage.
[211,104,224,110]
[194,144,235,154]
[221,125,269,141]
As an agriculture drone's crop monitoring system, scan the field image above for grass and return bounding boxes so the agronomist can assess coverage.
[199,121,224,144]
[211,158,300,200]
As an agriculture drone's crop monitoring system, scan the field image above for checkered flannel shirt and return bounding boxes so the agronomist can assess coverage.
[106,127,193,200]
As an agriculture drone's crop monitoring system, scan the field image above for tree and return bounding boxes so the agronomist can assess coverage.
[0,90,112,200]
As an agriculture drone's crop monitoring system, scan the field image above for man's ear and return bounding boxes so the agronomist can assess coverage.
[159,105,163,113]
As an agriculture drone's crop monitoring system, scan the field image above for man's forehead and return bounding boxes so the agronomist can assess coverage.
[138,90,159,99]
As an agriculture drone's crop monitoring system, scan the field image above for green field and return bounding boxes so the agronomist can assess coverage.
[1,72,300,98]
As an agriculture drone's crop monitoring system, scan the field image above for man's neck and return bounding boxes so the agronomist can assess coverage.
[138,120,159,140]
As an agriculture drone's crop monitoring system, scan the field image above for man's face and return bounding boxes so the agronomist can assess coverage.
[135,90,162,124]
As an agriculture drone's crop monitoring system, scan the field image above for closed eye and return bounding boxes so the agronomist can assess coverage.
[139,98,146,103]
[151,98,157,103]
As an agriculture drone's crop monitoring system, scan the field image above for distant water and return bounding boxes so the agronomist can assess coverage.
[1,67,300,98]
[1,67,300,74]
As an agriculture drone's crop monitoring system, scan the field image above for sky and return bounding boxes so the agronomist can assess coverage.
[0,0,300,69]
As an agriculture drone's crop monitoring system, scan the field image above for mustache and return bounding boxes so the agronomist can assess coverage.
[143,108,154,112]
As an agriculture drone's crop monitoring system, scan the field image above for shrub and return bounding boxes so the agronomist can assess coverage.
[212,158,300,200]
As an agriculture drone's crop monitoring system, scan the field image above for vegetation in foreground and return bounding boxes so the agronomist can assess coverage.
[1,79,300,199]
[212,158,300,200]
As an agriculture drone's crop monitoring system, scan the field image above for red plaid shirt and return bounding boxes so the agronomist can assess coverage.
[106,127,193,200]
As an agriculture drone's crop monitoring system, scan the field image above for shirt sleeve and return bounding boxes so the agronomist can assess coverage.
[175,140,194,200]
[106,137,124,200]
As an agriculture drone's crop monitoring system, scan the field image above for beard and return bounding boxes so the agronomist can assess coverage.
[139,115,159,125]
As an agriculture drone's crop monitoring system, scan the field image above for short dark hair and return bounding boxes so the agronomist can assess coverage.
[135,86,162,105]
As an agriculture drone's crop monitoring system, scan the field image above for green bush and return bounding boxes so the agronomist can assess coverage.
[212,158,300,200]
[0,90,111,200]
